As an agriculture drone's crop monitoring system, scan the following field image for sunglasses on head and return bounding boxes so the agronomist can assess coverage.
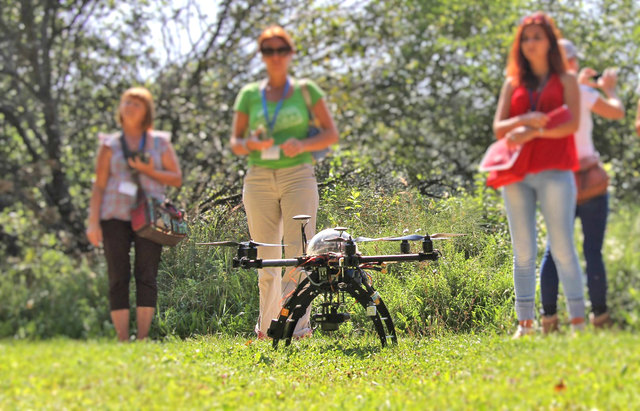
[521,14,547,26]
[260,46,292,57]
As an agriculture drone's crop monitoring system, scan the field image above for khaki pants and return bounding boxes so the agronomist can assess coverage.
[242,164,318,336]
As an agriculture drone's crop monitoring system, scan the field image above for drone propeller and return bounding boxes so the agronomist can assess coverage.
[196,240,285,247]
[383,233,466,241]
[430,233,467,240]
[324,235,383,243]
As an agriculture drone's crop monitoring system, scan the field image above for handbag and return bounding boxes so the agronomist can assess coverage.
[575,154,609,205]
[485,105,573,188]
[479,139,522,172]
[120,133,188,246]
[131,195,188,246]
[481,105,572,173]
[298,78,331,162]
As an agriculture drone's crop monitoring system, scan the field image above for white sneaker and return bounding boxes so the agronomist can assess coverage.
[570,321,586,335]
[512,324,536,339]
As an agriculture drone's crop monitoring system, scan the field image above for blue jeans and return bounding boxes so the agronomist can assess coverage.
[540,193,609,316]
[502,170,585,322]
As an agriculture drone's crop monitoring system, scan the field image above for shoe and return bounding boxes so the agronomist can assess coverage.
[292,327,313,340]
[257,330,269,340]
[570,318,586,335]
[590,312,613,329]
[293,330,313,340]
[541,314,559,335]
[512,324,536,339]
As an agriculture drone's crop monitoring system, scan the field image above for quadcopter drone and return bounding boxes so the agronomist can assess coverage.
[198,215,464,349]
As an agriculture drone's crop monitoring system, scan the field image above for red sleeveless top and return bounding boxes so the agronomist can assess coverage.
[487,74,578,188]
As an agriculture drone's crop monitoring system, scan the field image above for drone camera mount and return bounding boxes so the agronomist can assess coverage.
[313,311,351,331]
[313,300,351,331]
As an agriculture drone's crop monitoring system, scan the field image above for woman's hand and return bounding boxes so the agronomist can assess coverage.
[597,68,618,92]
[505,126,536,149]
[522,112,549,128]
[86,222,102,247]
[128,155,155,174]
[245,130,274,152]
[281,138,305,157]
[578,67,599,87]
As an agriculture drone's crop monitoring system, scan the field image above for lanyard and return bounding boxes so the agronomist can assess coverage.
[137,132,146,152]
[261,78,290,135]
[120,131,147,158]
[527,89,541,112]
[527,75,549,112]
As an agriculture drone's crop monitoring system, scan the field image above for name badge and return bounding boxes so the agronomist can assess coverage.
[261,145,280,160]
[118,181,138,197]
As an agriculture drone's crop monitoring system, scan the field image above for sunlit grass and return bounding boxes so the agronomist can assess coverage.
[2,332,639,409]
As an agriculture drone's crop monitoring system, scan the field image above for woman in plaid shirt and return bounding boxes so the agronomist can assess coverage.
[86,87,182,342]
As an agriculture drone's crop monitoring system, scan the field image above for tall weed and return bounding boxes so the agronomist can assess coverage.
[3,181,640,339]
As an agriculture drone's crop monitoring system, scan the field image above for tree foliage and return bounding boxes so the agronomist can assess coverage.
[1,0,639,259]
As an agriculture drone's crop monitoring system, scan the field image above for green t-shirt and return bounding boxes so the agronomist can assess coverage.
[233,78,324,169]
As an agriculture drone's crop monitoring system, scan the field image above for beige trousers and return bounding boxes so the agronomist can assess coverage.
[242,163,318,337]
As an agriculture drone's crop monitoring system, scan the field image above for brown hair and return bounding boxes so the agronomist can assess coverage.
[116,87,155,130]
[506,11,568,89]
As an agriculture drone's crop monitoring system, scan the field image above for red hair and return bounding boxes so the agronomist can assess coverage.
[506,12,568,89]
[258,25,295,50]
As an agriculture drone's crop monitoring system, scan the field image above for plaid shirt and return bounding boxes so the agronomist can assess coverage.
[99,131,170,221]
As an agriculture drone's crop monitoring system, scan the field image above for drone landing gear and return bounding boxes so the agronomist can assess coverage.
[267,268,397,349]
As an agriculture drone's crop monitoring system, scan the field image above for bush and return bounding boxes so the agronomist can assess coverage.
[2,177,640,339]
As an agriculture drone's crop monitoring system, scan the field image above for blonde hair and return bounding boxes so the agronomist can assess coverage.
[116,87,155,130]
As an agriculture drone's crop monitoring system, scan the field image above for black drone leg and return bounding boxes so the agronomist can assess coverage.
[346,282,389,347]
[268,278,316,349]
[281,286,317,347]
[347,274,398,347]
[376,299,397,345]
[267,268,397,349]
[368,287,397,345]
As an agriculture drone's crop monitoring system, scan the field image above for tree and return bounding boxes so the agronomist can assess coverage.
[0,0,158,252]
[1,0,638,258]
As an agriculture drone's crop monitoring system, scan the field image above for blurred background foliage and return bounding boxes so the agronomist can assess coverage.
[1,0,639,338]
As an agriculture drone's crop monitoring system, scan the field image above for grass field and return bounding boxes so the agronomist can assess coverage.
[2,331,639,410]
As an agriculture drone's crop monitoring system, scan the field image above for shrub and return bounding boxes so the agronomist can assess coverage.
[2,178,639,339]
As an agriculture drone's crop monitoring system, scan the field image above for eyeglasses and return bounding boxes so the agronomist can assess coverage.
[260,46,292,57]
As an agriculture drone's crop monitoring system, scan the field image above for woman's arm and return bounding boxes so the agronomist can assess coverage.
[588,68,624,120]
[635,98,640,137]
[538,72,580,138]
[86,145,111,246]
[505,73,581,146]
[493,78,549,140]
[281,98,339,157]
[230,111,274,155]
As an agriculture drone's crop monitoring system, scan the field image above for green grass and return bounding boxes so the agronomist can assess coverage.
[2,332,639,410]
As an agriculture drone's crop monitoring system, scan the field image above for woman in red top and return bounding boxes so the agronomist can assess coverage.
[492,12,585,337]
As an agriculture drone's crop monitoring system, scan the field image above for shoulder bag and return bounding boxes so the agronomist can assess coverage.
[298,78,331,162]
[120,133,188,246]
[575,154,609,205]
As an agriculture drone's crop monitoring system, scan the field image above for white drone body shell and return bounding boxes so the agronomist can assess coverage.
[306,228,358,256]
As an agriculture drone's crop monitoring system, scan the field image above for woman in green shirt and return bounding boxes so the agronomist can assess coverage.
[230,25,339,339]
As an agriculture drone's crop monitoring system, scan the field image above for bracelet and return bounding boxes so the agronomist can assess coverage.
[239,139,248,151]
[538,127,544,136]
